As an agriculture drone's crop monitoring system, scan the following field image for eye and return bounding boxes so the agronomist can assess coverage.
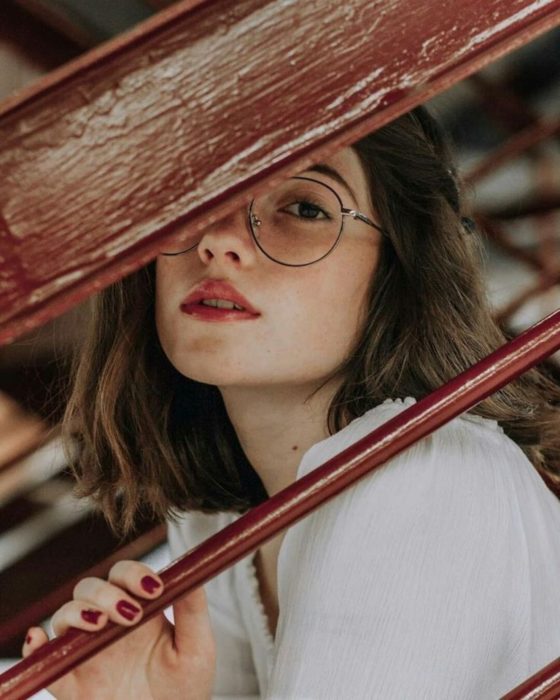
[283,199,331,220]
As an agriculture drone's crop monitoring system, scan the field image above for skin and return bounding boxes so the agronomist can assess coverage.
[23,147,383,697]
[156,146,382,499]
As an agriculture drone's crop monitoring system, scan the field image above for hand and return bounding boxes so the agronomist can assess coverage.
[22,560,216,700]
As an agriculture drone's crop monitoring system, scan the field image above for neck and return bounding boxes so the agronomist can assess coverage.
[219,379,342,498]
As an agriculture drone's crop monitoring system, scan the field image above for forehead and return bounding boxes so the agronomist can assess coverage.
[299,147,369,209]
[323,147,363,180]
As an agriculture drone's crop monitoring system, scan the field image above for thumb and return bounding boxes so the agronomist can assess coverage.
[172,584,215,655]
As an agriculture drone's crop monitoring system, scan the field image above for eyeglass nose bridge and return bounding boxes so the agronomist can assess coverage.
[160,202,258,257]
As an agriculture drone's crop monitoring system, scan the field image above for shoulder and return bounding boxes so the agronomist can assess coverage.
[281,397,553,583]
[167,508,237,559]
[297,396,522,503]
[270,401,560,698]
[276,400,539,636]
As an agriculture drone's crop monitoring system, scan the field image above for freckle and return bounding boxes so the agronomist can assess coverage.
[292,445,299,451]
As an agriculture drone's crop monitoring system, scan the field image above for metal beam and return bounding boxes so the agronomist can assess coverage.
[2,299,560,698]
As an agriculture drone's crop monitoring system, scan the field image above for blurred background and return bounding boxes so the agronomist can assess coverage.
[0,0,559,665]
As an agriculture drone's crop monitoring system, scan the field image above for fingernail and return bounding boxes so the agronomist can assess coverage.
[116,600,141,620]
[141,576,162,594]
[81,609,102,625]
[25,634,32,645]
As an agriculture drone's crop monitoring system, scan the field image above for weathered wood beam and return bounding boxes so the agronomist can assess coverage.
[1,0,560,345]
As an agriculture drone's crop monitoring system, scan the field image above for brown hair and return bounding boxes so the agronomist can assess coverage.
[63,106,560,534]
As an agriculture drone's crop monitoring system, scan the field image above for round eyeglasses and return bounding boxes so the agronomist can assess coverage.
[160,176,387,267]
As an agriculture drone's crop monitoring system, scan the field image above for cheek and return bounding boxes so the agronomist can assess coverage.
[272,248,377,369]
[154,258,189,360]
[317,244,377,335]
[154,266,171,346]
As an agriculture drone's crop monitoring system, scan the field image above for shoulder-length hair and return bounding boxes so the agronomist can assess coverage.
[63,106,560,534]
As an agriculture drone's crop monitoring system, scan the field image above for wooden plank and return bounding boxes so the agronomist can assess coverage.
[1,0,560,345]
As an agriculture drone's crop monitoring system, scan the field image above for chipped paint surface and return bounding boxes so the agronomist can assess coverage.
[0,0,559,343]
[463,0,553,52]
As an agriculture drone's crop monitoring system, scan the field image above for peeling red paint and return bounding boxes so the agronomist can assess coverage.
[0,0,559,345]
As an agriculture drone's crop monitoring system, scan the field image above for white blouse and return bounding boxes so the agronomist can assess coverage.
[167,397,560,699]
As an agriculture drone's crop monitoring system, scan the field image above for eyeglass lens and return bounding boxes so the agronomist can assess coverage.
[160,178,343,265]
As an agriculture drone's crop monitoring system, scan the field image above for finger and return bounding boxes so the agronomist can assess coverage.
[22,626,49,658]
[73,577,143,626]
[107,560,163,599]
[51,600,108,637]
[173,585,215,655]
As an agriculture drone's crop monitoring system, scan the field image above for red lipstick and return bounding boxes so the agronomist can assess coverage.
[180,279,260,321]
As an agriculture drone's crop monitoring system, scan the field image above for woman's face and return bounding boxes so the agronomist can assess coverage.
[155,147,383,390]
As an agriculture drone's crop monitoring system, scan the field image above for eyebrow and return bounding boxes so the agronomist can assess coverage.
[304,163,359,206]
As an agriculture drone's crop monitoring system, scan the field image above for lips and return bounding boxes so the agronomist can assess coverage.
[180,279,261,318]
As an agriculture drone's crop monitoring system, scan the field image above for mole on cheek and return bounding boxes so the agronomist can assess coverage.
[292,445,299,451]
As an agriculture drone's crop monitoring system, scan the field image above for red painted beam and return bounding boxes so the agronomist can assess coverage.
[502,655,560,699]
[464,118,560,184]
[1,0,559,344]
[2,303,560,698]
[478,216,544,271]
[0,523,166,653]
[480,195,560,220]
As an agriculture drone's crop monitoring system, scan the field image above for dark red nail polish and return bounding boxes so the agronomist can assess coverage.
[81,609,102,625]
[26,634,32,644]
[116,600,141,620]
[141,575,162,594]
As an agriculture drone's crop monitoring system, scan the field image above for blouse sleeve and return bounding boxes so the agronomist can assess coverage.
[266,414,535,699]
[167,513,260,700]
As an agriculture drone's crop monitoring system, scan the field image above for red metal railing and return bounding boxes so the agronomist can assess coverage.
[2,307,560,699]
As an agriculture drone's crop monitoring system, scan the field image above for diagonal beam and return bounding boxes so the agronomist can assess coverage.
[2,303,560,698]
[0,522,166,653]
[468,73,537,131]
[1,0,559,346]
[464,117,560,184]
[480,194,560,220]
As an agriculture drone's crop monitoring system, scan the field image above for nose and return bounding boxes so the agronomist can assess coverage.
[197,205,258,267]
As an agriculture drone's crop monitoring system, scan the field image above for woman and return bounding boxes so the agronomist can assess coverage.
[22,106,560,698]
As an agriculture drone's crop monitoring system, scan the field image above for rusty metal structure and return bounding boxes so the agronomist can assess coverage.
[0,0,560,697]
